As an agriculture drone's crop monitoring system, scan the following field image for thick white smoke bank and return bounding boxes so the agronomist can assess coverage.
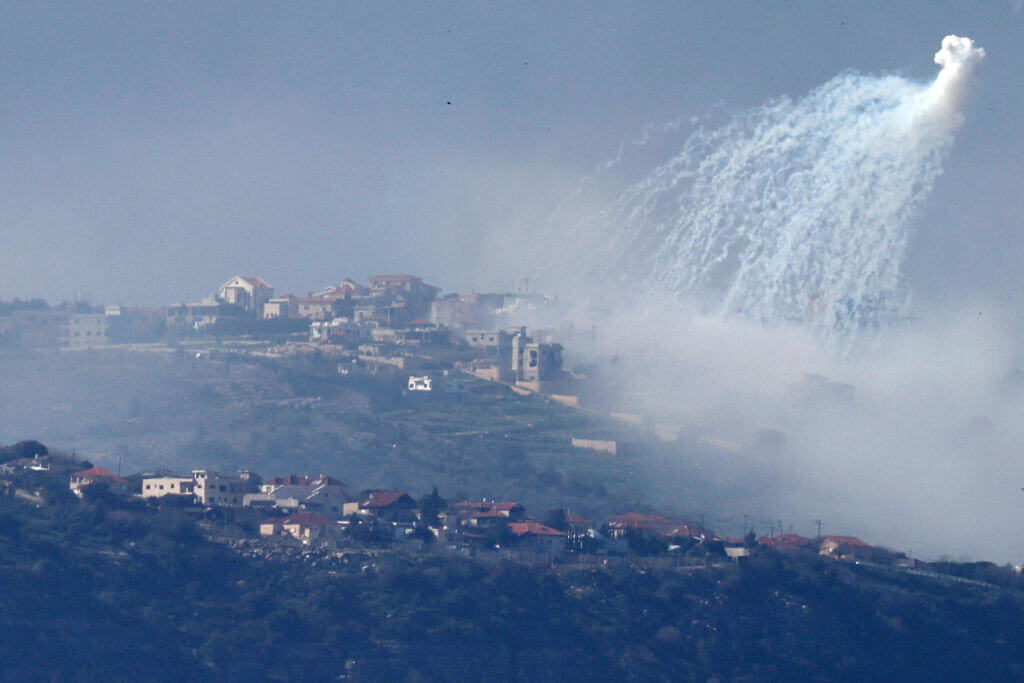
[565,35,984,354]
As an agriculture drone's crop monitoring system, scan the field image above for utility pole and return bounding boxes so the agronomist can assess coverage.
[743,514,749,535]
[814,519,823,539]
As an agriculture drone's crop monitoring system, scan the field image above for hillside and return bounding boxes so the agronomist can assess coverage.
[0,349,663,519]
[2,487,1024,681]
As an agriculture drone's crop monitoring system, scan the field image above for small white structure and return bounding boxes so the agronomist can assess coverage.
[408,375,432,391]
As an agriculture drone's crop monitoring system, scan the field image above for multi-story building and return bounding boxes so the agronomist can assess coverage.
[511,330,564,383]
[61,314,108,349]
[191,469,260,506]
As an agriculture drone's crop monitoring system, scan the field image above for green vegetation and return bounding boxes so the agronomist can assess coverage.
[0,350,651,519]
[3,480,1024,680]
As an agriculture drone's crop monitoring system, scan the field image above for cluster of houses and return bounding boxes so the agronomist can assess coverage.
[59,463,874,561]
[164,274,578,396]
[168,274,441,333]
[2,273,581,400]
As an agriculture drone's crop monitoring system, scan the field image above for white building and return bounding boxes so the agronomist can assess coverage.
[191,470,260,506]
[141,476,196,498]
[217,276,273,315]
[408,376,432,391]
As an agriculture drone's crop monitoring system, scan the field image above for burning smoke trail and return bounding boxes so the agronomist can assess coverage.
[571,36,985,354]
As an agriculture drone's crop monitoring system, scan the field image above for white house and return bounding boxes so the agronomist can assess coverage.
[217,276,273,314]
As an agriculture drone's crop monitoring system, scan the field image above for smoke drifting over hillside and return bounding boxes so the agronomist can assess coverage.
[547,35,986,354]
[524,37,1021,561]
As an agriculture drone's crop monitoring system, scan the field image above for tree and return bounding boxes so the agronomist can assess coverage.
[0,440,48,463]
[484,519,515,548]
[417,487,447,527]
[543,508,568,532]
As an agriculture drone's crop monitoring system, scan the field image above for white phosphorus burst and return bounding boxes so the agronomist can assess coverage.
[588,36,984,354]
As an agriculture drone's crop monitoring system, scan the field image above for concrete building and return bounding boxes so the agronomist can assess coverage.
[309,317,375,344]
[262,294,299,319]
[260,511,340,541]
[245,475,348,515]
[511,330,564,383]
[464,328,517,364]
[363,274,440,327]
[291,297,336,321]
[431,293,505,329]
[141,476,196,498]
[191,469,260,506]
[61,314,108,349]
[166,298,241,329]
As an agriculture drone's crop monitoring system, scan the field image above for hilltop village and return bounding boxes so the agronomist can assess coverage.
[1,274,587,402]
[1,272,668,452]
[0,274,1008,569]
[6,279,1024,680]
[2,273,887,560]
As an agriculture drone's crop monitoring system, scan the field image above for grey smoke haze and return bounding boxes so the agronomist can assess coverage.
[508,33,1024,562]
[2,3,1023,307]
[3,4,1024,561]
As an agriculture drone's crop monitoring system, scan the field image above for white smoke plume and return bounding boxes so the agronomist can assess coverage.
[548,36,985,356]
[522,37,1020,562]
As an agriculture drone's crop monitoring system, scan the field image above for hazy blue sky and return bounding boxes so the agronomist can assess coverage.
[1,2,1021,306]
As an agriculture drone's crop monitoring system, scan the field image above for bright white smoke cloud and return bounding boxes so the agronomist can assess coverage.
[550,35,985,356]
[524,37,1021,562]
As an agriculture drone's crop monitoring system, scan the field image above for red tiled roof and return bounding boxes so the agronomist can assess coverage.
[240,276,271,288]
[71,467,129,484]
[509,522,566,537]
[664,524,713,539]
[360,490,413,508]
[821,535,869,547]
[759,534,815,549]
